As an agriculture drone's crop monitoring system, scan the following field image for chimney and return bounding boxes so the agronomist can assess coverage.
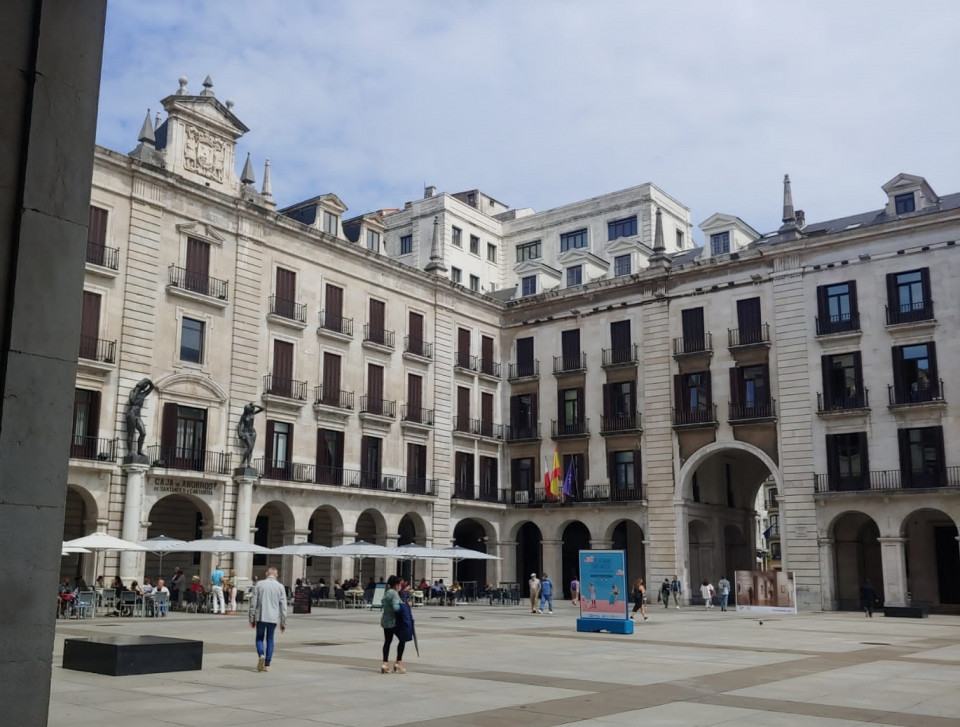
[424,185,436,198]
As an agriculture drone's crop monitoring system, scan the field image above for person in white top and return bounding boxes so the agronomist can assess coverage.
[700,580,715,609]
[154,578,170,617]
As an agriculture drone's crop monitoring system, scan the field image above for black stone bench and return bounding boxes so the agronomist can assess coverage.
[63,635,203,676]
[883,605,929,618]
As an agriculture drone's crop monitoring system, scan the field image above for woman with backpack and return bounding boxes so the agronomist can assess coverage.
[630,578,649,621]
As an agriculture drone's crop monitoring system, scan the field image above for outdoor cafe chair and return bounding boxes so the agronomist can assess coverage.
[151,592,169,617]
[99,587,116,614]
[119,591,140,617]
[74,591,96,619]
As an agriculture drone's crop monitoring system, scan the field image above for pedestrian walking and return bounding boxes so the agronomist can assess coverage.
[669,575,683,608]
[630,578,649,621]
[539,573,554,614]
[860,578,878,617]
[717,576,731,612]
[660,578,671,608]
[700,580,715,609]
[570,577,580,606]
[528,573,541,613]
[249,567,287,672]
[210,564,225,614]
[380,575,408,673]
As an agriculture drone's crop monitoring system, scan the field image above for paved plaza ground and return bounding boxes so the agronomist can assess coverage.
[49,601,960,726]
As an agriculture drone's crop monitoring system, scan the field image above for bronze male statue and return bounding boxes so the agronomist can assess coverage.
[124,378,155,456]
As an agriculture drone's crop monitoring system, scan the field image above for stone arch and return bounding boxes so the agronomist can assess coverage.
[254,500,296,573]
[829,510,881,611]
[560,520,592,599]
[145,493,218,582]
[354,508,388,543]
[304,505,344,585]
[452,517,495,590]
[677,440,782,503]
[153,372,228,403]
[61,485,101,581]
[899,507,960,609]
[515,520,543,596]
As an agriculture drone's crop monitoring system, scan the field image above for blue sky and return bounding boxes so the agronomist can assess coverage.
[97,1,960,243]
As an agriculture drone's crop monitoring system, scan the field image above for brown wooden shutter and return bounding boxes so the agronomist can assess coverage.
[815,284,828,328]
[704,372,713,408]
[457,386,470,427]
[633,449,642,490]
[185,238,210,294]
[316,429,329,469]
[481,392,493,435]
[610,320,630,350]
[275,268,296,317]
[928,341,939,385]
[561,329,580,362]
[682,307,704,348]
[408,374,422,418]
[934,426,946,485]
[510,395,519,429]
[325,284,343,319]
[80,292,101,359]
[896,429,910,488]
[674,374,683,412]
[885,272,898,314]
[286,423,294,466]
[88,206,108,246]
[369,299,385,334]
[729,368,740,407]
[531,392,538,429]
[852,351,863,402]
[517,337,534,371]
[322,352,341,404]
[161,403,178,454]
[737,297,761,335]
[602,383,610,418]
[848,280,859,318]
[891,347,905,402]
[629,380,637,419]
[481,335,494,374]
[273,340,294,395]
[576,388,585,425]
[857,431,869,488]
[821,355,832,404]
[919,268,932,307]
[265,420,275,466]
[88,390,101,437]
[368,364,384,410]
[458,327,471,367]
[409,312,424,354]
[825,434,839,489]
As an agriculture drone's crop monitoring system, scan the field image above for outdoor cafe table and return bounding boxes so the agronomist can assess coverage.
[345,588,365,608]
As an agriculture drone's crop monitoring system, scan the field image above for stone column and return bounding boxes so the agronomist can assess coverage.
[877,536,908,607]
[232,474,255,581]
[385,535,399,581]
[337,531,358,584]
[540,539,563,586]
[281,528,311,587]
[120,462,149,581]
[494,540,516,584]
[817,537,837,610]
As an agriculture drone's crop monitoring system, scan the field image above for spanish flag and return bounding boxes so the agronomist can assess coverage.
[550,445,562,499]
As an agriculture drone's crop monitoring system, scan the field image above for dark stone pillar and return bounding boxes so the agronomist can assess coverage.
[0,2,106,724]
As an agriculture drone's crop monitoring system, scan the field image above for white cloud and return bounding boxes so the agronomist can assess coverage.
[97,0,960,240]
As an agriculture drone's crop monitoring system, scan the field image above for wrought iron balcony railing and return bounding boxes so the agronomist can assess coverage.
[69,436,117,462]
[600,412,641,433]
[168,265,228,300]
[401,405,434,425]
[318,310,353,336]
[363,324,395,348]
[728,399,776,422]
[817,389,869,412]
[886,300,934,325]
[86,241,119,270]
[78,335,116,363]
[601,345,638,367]
[553,352,587,374]
[403,336,433,358]
[360,396,396,418]
[147,445,231,474]
[728,323,770,348]
[504,424,541,442]
[672,404,717,427]
[507,360,539,380]
[269,295,306,324]
[815,312,860,336]
[314,385,354,410]
[888,379,944,406]
[263,374,307,400]
[672,332,712,356]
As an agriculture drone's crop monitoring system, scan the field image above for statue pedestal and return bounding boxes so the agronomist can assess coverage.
[123,454,149,465]
[233,466,259,478]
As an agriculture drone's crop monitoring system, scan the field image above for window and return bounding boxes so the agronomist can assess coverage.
[710,231,730,256]
[730,364,770,414]
[469,235,480,255]
[560,228,588,252]
[521,275,536,296]
[892,342,939,403]
[180,317,205,363]
[614,254,631,277]
[825,432,868,491]
[451,267,462,284]
[265,420,292,476]
[360,435,382,487]
[886,268,932,323]
[511,457,535,494]
[516,336,535,377]
[609,319,632,363]
[561,387,583,426]
[675,371,711,412]
[611,450,637,488]
[400,234,413,255]
[469,274,480,292]
[606,380,635,418]
[87,206,109,266]
[322,211,338,236]
[455,451,474,487]
[184,237,211,294]
[566,265,582,287]
[480,455,498,497]
[79,291,102,360]
[316,428,344,484]
[509,392,538,438]
[894,192,916,214]
[676,230,684,248]
[681,307,706,352]
[516,240,541,262]
[366,229,380,252]
[607,215,637,241]
[487,243,497,262]
[274,267,297,319]
[452,226,462,247]
[816,281,858,333]
[735,297,763,344]
[898,426,945,488]
[821,352,864,409]
[71,389,100,458]
[561,328,581,370]
[406,443,428,491]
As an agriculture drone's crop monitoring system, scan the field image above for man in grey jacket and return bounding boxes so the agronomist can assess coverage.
[249,567,287,672]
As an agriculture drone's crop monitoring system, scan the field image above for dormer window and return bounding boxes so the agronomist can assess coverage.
[560,228,588,252]
[894,193,916,215]
[323,211,338,236]
[710,231,730,256]
[607,215,637,241]
[366,230,380,252]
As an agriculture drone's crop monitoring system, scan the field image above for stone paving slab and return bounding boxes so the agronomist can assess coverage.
[49,605,960,727]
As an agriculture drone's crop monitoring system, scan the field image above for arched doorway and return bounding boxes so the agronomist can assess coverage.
[397,513,427,583]
[145,494,214,582]
[609,519,645,587]
[561,521,591,599]
[61,486,97,581]
[253,501,293,576]
[723,524,751,577]
[452,518,489,591]
[831,511,881,611]
[516,521,542,595]
[902,508,960,612]
[305,505,341,585]
[688,520,711,590]
[353,509,387,584]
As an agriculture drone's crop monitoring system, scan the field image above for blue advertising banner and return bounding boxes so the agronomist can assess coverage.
[578,550,628,621]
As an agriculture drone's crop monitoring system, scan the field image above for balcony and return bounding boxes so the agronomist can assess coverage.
[551,419,590,439]
[400,405,434,428]
[815,312,861,337]
[886,300,935,327]
[817,389,870,416]
[452,481,476,500]
[601,345,638,368]
[728,399,777,424]
[728,323,770,349]
[317,310,353,340]
[85,242,119,274]
[814,467,960,494]
[263,374,308,402]
[600,412,642,435]
[360,395,396,418]
[504,424,541,442]
[167,265,228,306]
[478,358,501,380]
[69,436,117,463]
[452,481,503,503]
[672,333,712,358]
[507,360,539,381]
[553,352,587,376]
[888,380,945,408]
[403,336,433,361]
[313,385,353,421]
[254,462,435,494]
[267,296,307,329]
[147,445,231,475]
[455,352,478,373]
[77,336,116,374]
[362,325,395,351]
[672,404,718,429]
[511,483,644,505]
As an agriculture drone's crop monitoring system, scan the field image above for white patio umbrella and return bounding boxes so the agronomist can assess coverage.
[180,535,272,566]
[392,543,450,583]
[436,545,500,583]
[62,545,92,555]
[325,540,399,583]
[61,532,148,616]
[270,542,331,581]
[138,535,189,580]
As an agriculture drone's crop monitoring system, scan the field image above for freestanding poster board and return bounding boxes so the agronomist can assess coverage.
[576,550,633,634]
[734,570,797,614]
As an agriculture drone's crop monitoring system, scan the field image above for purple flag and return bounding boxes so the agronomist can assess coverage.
[562,459,576,499]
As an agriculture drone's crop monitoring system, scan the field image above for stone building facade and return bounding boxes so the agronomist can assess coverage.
[64,79,960,612]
